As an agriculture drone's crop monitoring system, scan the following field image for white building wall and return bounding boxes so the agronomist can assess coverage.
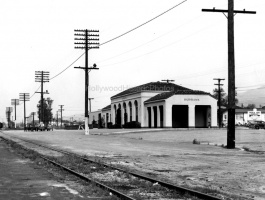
[109,92,218,128]
[88,110,101,124]
[140,92,162,127]
[223,109,265,125]
[163,95,217,128]
[111,91,161,126]
[144,101,166,128]
[102,109,111,128]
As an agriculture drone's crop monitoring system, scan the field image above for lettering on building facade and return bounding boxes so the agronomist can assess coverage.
[184,98,200,101]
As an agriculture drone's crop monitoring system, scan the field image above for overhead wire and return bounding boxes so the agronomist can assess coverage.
[96,14,203,64]
[30,85,41,99]
[99,17,222,68]
[49,52,85,80]
[99,0,188,46]
[30,0,188,97]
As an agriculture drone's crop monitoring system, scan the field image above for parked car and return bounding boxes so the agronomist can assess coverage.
[245,120,255,127]
[249,121,265,129]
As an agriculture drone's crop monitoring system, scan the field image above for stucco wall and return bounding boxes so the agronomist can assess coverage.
[145,95,217,128]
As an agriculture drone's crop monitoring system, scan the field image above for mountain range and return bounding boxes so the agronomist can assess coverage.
[237,87,265,108]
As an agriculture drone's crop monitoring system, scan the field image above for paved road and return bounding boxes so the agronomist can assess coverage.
[0,138,89,200]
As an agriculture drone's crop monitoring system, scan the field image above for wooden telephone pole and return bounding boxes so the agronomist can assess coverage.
[11,99,19,128]
[214,78,225,128]
[35,71,50,124]
[202,0,256,148]
[19,93,30,130]
[74,29,99,135]
[58,105,64,128]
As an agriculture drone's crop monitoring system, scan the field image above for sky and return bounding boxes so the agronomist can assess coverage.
[1,0,265,123]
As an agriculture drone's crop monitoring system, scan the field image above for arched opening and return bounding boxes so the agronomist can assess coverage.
[147,107,151,128]
[117,104,121,126]
[159,105,163,128]
[129,102,132,122]
[134,100,138,122]
[106,113,109,123]
[98,113,102,128]
[114,104,117,124]
[153,107,157,128]
[123,102,127,124]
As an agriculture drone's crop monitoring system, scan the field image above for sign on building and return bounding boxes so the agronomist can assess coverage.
[248,109,261,121]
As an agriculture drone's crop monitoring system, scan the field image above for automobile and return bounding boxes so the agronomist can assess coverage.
[245,120,255,127]
[249,121,265,129]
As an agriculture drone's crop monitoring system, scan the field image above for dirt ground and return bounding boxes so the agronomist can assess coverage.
[1,128,265,200]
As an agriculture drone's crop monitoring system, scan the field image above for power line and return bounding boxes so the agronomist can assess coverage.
[74,29,100,135]
[45,0,188,82]
[202,1,256,149]
[96,14,203,64]
[100,0,188,46]
[50,52,85,80]
[99,19,222,68]
[30,85,41,99]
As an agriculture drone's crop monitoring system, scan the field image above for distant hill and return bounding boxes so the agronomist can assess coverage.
[237,87,265,108]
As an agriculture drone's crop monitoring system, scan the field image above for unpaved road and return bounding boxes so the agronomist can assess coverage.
[1,128,265,199]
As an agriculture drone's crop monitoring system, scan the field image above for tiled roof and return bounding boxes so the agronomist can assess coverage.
[145,90,213,103]
[111,81,191,99]
[102,105,111,111]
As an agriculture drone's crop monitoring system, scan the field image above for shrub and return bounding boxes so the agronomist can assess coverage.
[107,122,113,128]
[193,139,200,144]
[123,121,141,128]
[111,124,122,129]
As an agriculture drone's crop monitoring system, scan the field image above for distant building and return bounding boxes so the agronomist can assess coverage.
[222,108,265,125]
[89,81,218,128]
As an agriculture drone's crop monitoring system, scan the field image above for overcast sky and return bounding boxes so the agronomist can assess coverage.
[1,0,264,123]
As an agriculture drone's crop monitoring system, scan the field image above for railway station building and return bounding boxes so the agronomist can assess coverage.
[88,81,218,128]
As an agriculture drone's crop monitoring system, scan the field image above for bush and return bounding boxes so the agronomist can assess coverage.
[111,124,122,129]
[93,123,98,128]
[107,122,113,128]
[193,139,200,145]
[123,121,141,128]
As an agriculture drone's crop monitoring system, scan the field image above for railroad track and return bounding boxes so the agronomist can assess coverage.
[0,133,222,200]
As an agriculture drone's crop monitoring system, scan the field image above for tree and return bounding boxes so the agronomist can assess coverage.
[212,87,238,106]
[37,97,53,125]
[246,104,256,109]
[212,87,228,106]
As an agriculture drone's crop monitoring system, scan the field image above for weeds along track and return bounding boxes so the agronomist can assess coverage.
[0,134,222,200]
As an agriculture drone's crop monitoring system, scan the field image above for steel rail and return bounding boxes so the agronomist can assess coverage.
[0,136,135,200]
[1,134,222,200]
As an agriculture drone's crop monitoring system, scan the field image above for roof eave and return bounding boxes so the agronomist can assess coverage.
[144,99,166,104]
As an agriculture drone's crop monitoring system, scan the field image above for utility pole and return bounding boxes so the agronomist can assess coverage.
[88,98,94,112]
[162,79,174,83]
[19,93,30,130]
[74,29,99,135]
[214,78,225,128]
[35,71,49,124]
[59,105,64,128]
[6,107,13,128]
[31,112,36,127]
[56,110,59,127]
[11,99,19,128]
[202,1,256,149]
